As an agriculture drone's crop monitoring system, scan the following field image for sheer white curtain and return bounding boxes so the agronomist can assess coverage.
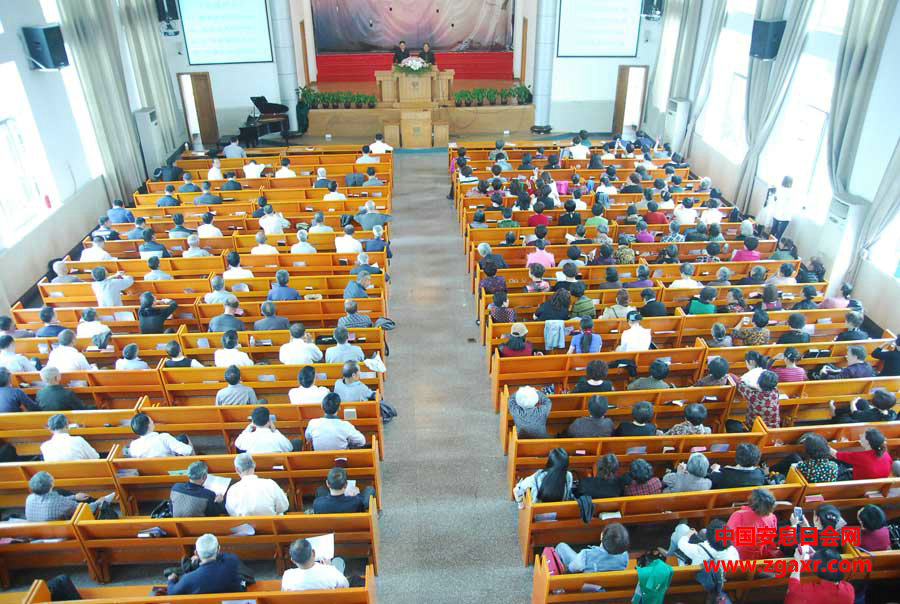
[733,0,814,211]
[644,0,686,136]
[119,0,186,153]
[683,0,728,156]
[56,0,145,202]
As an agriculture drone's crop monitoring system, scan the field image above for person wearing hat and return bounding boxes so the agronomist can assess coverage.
[499,323,534,357]
[616,311,652,352]
[507,385,552,438]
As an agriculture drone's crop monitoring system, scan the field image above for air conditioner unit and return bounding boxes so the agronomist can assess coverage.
[817,197,865,278]
[664,98,691,154]
[133,107,167,179]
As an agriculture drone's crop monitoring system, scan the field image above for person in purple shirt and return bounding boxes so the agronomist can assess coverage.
[821,345,876,380]
[0,368,38,412]
[623,265,654,289]
[267,270,301,301]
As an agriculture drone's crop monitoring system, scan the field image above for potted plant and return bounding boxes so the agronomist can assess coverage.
[341,92,351,109]
[486,88,498,105]
[463,90,474,106]
[514,84,533,105]
[453,90,465,107]
[352,94,363,109]
[473,88,486,106]
[331,93,340,109]
[366,95,377,108]
[499,88,511,105]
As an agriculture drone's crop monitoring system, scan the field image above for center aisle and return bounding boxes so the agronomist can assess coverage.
[376,152,532,603]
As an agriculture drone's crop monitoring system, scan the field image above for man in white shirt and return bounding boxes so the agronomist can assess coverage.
[770,175,796,240]
[204,276,232,305]
[234,407,294,454]
[80,236,115,262]
[225,453,290,516]
[323,181,346,201]
[222,137,247,159]
[334,225,363,255]
[616,311,653,352]
[47,330,92,372]
[288,366,331,405]
[242,159,265,179]
[41,413,100,462]
[279,323,323,365]
[214,330,253,367]
[0,336,37,372]
[324,326,365,364]
[305,393,366,451]
[90,266,134,307]
[699,199,723,225]
[250,231,279,255]
[223,251,254,280]
[129,412,194,458]
[197,212,223,239]
[355,145,380,164]
[673,199,698,225]
[75,308,111,340]
[183,234,213,257]
[290,230,317,254]
[144,255,174,280]
[207,158,223,181]
[275,158,296,178]
[259,205,290,235]
[669,263,702,289]
[282,538,349,591]
[368,133,392,154]
[308,212,333,233]
[566,136,590,160]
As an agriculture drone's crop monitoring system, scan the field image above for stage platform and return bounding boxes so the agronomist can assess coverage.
[315,51,513,82]
[316,79,518,96]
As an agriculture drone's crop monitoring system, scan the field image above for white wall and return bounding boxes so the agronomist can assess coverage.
[0,1,111,313]
[513,0,538,87]
[159,18,280,135]
[548,17,661,133]
[289,0,318,85]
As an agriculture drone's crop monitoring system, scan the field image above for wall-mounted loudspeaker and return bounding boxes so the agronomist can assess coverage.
[22,25,68,69]
[750,19,786,60]
[156,0,178,21]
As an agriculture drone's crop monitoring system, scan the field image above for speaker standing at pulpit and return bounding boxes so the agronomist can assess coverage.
[392,40,409,64]
[419,42,435,65]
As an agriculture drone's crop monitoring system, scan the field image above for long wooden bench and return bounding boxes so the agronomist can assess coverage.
[73,500,381,581]
[194,297,385,329]
[39,277,213,307]
[10,369,165,409]
[0,511,87,589]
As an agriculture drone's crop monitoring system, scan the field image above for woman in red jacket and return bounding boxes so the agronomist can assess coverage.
[726,488,781,560]
[784,547,853,604]
[830,428,893,479]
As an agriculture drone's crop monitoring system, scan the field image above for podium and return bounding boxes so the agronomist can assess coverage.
[375,68,454,106]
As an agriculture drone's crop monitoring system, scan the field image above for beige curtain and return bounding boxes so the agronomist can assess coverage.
[683,0,728,156]
[643,0,686,136]
[119,0,186,152]
[56,0,145,202]
[733,0,814,212]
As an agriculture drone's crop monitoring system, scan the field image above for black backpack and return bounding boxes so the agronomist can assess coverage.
[47,574,81,600]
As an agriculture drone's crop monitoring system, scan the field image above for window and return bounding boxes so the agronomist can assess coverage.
[869,213,900,279]
[0,62,55,247]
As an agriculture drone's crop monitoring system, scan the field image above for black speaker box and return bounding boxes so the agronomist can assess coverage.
[156,0,178,21]
[750,19,786,60]
[22,25,68,69]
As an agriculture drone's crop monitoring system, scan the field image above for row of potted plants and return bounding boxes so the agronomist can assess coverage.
[299,86,377,109]
[453,85,532,107]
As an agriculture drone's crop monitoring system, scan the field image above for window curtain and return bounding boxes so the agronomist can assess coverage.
[682,0,728,157]
[119,0,186,153]
[56,0,145,203]
[827,0,898,207]
[845,140,900,283]
[733,0,814,212]
[644,0,687,137]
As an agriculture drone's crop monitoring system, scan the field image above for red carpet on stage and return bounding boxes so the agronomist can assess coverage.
[315,51,514,82]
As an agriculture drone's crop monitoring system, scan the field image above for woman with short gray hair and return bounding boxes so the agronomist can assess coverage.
[662,452,712,493]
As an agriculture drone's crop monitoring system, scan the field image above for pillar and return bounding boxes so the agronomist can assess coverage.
[270,0,299,131]
[531,0,556,133]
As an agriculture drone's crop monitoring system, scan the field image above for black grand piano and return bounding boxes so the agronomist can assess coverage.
[239,96,290,147]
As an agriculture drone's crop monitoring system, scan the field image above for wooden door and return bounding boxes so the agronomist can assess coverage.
[177,72,219,144]
[612,65,649,136]
[612,66,630,136]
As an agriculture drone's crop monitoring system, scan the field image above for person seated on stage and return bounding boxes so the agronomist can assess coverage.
[369,132,392,154]
[234,406,295,454]
[156,184,179,207]
[419,41,435,64]
[208,296,245,333]
[41,413,100,462]
[215,366,258,406]
[282,538,349,591]
[223,136,247,159]
[214,329,253,368]
[254,301,291,331]
[279,323,323,365]
[115,343,150,371]
[129,412,193,458]
[193,181,222,205]
[275,158,296,179]
[314,466,375,513]
[392,39,410,63]
[226,453,289,516]
[250,231,279,256]
[615,401,656,436]
[26,471,115,522]
[305,392,366,451]
[170,461,225,517]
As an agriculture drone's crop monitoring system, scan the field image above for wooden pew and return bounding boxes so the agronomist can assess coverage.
[518,471,805,566]
[702,338,896,375]
[10,369,165,409]
[38,277,213,308]
[489,347,708,412]
[0,509,88,589]
[72,499,381,581]
[107,444,382,516]
[195,297,385,329]
[12,331,181,368]
[760,422,900,460]
[220,274,387,304]
[0,458,116,508]
[9,303,196,335]
[659,282,828,314]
